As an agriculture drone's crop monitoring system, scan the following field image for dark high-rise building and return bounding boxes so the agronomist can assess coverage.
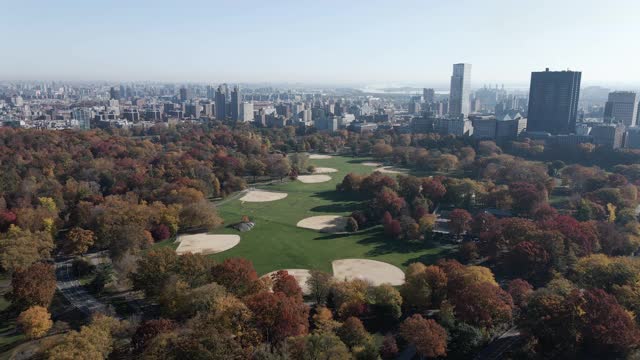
[109,87,120,100]
[179,87,193,102]
[215,85,227,120]
[230,86,241,121]
[527,68,581,134]
[423,88,435,104]
[449,63,472,118]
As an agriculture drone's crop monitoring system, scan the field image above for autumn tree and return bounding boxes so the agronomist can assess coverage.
[507,278,534,308]
[399,314,447,358]
[449,208,472,238]
[581,288,640,354]
[245,291,310,343]
[286,331,351,360]
[17,305,53,339]
[337,316,371,350]
[130,248,178,298]
[132,319,177,353]
[48,315,123,360]
[11,262,56,309]
[401,263,448,311]
[367,283,403,321]
[0,225,54,272]
[306,270,333,305]
[210,257,261,297]
[179,199,223,231]
[271,270,303,300]
[64,227,95,255]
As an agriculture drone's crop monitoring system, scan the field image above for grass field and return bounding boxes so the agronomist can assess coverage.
[168,155,457,275]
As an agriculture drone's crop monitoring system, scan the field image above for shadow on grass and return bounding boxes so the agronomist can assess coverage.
[310,190,369,203]
[309,202,362,213]
[402,245,458,266]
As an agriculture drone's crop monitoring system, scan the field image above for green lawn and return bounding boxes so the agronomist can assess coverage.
[198,155,456,275]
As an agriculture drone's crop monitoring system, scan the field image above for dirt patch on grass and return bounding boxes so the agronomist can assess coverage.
[332,259,405,286]
[313,167,338,174]
[176,234,240,255]
[298,175,332,183]
[296,215,347,233]
[376,166,408,174]
[240,189,288,202]
[361,162,383,167]
[309,154,333,159]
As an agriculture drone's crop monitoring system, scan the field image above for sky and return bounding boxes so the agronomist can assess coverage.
[1,0,639,87]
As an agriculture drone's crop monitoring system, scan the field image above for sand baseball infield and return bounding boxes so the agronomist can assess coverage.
[332,259,405,286]
[297,215,347,233]
[263,269,312,294]
[313,167,338,174]
[361,162,383,167]
[240,189,288,202]
[176,234,240,255]
[309,154,333,159]
[298,174,332,183]
[377,166,408,174]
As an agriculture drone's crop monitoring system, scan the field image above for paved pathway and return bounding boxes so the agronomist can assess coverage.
[55,258,109,316]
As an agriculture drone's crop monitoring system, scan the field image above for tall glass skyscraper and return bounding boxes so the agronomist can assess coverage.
[527,68,581,134]
[449,63,472,118]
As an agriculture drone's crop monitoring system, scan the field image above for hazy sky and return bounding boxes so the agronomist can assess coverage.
[1,0,639,86]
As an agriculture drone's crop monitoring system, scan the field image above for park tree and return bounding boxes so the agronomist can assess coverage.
[397,175,423,202]
[401,263,448,311]
[132,319,177,353]
[64,227,95,255]
[372,142,393,160]
[178,199,223,231]
[245,291,310,343]
[246,157,266,181]
[421,178,446,202]
[336,173,364,192]
[380,334,399,359]
[312,306,341,333]
[306,270,333,305]
[509,182,547,216]
[507,278,534,308]
[449,208,472,238]
[367,283,403,321]
[211,257,262,297]
[11,262,56,309]
[266,154,291,181]
[48,315,123,360]
[399,314,447,358]
[449,281,513,329]
[17,305,53,339]
[287,331,351,360]
[0,225,54,272]
[581,288,640,354]
[331,279,369,319]
[130,247,178,298]
[337,317,371,350]
[272,270,303,300]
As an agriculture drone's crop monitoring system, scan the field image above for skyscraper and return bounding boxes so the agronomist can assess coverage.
[527,68,581,134]
[72,108,92,130]
[423,88,435,104]
[449,63,472,118]
[215,85,227,120]
[604,91,638,126]
[230,86,241,121]
[109,87,120,100]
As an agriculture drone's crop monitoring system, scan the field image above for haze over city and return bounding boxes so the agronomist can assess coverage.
[4,1,640,360]
[2,0,640,86]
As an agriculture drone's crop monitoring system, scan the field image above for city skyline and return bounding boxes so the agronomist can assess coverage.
[2,0,639,85]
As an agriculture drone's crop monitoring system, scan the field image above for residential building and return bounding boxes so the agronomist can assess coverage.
[527,68,581,134]
[449,63,472,118]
